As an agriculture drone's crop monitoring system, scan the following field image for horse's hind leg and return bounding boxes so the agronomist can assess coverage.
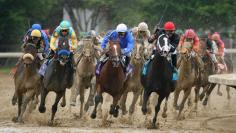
[18,90,35,123]
[151,94,165,129]
[217,84,223,96]
[38,88,49,113]
[141,89,152,115]
[110,95,121,118]
[79,87,85,118]
[177,89,191,120]
[173,88,181,110]
[194,86,200,112]
[226,86,230,100]
[12,94,22,123]
[12,92,17,105]
[49,91,64,125]
[203,84,216,106]
[162,97,169,118]
[84,84,96,112]
[119,92,128,115]
[139,89,143,106]
[129,91,140,115]
[60,91,66,107]
[91,84,103,119]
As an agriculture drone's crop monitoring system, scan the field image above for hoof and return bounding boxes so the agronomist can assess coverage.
[12,117,18,123]
[162,113,167,118]
[12,98,17,106]
[18,119,24,124]
[217,92,223,96]
[61,102,66,107]
[129,107,134,115]
[177,115,185,121]
[113,110,119,118]
[147,123,158,129]
[91,113,96,119]
[70,102,76,106]
[141,107,147,115]
[38,106,46,113]
[48,120,54,126]
[199,94,205,101]
[88,101,94,106]
[84,104,89,112]
[203,100,208,106]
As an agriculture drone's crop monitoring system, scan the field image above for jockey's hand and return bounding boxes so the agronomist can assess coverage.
[101,48,108,55]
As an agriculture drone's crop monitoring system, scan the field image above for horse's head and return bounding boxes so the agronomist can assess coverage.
[156,34,171,57]
[57,49,71,66]
[179,41,193,61]
[57,36,70,51]
[81,39,95,62]
[144,43,154,59]
[22,43,38,67]
[108,40,121,67]
[132,43,144,64]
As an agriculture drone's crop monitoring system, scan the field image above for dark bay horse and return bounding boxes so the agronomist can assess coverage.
[38,37,74,125]
[141,34,175,128]
[12,43,41,123]
[91,40,126,119]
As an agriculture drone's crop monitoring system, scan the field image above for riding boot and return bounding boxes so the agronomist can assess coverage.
[125,56,131,73]
[171,54,177,72]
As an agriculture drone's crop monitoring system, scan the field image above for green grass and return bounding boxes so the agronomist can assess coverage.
[0,66,12,74]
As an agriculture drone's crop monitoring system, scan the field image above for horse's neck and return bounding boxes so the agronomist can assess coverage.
[104,60,123,76]
[21,64,38,79]
[131,59,143,76]
[77,56,95,75]
[179,57,194,75]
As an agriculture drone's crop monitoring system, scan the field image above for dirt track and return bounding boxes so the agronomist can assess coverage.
[0,73,236,133]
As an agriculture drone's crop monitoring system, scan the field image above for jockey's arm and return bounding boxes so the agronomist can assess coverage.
[124,32,135,55]
[177,36,184,51]
[70,31,78,51]
[101,33,110,50]
[49,32,58,51]
[41,31,50,53]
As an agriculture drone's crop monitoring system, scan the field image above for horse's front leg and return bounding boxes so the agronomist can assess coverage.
[91,83,103,119]
[129,90,140,115]
[60,91,66,107]
[38,88,48,113]
[151,95,165,129]
[141,89,152,115]
[49,91,64,125]
[110,95,121,118]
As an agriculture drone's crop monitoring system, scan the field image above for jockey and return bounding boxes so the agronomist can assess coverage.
[148,21,180,69]
[202,31,219,71]
[49,20,78,52]
[178,29,204,71]
[39,20,78,77]
[211,32,226,70]
[11,29,45,75]
[135,22,151,47]
[99,23,134,72]
[23,24,49,54]
[86,30,101,45]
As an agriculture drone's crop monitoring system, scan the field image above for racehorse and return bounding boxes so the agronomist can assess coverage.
[91,40,126,119]
[38,36,74,125]
[141,34,176,128]
[12,43,41,123]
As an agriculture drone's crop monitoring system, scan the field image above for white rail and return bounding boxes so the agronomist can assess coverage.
[0,52,23,58]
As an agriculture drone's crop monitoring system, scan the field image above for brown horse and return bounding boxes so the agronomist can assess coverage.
[12,43,41,123]
[70,38,97,117]
[173,42,199,120]
[91,40,126,119]
[119,43,144,115]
